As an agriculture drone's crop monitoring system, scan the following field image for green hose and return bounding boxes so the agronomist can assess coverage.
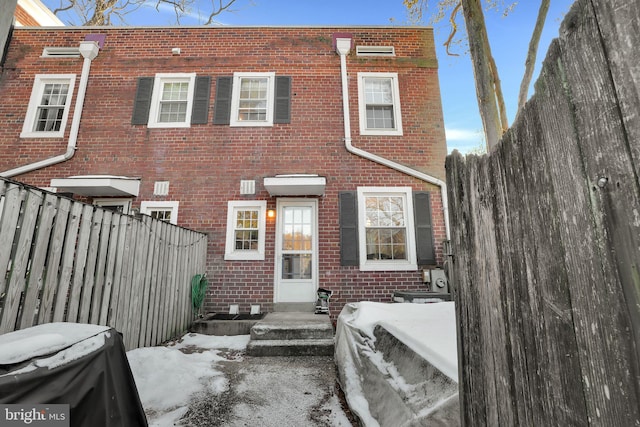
[191,274,209,317]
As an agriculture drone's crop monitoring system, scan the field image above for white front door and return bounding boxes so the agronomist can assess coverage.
[274,199,318,303]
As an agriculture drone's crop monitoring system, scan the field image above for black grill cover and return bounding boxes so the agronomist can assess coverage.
[0,324,148,427]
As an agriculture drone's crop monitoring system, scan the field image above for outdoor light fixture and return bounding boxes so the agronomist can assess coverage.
[267,209,276,218]
[171,47,181,55]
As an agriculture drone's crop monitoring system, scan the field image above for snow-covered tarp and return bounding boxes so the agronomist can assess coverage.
[335,301,459,426]
[0,323,147,427]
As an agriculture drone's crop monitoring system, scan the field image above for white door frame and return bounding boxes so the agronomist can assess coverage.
[273,198,319,303]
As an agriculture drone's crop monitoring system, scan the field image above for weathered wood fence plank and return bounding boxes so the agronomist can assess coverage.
[447,0,640,424]
[0,178,207,350]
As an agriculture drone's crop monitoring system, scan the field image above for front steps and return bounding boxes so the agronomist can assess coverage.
[246,312,334,357]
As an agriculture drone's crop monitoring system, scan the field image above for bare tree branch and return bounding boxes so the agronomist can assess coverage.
[51,0,241,26]
[444,2,462,56]
[517,0,550,114]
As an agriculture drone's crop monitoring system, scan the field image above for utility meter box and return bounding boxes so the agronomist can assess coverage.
[430,269,449,293]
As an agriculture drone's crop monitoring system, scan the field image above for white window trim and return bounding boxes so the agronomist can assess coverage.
[357,72,403,136]
[230,72,276,127]
[147,73,196,128]
[225,200,267,261]
[93,198,131,215]
[140,201,179,225]
[21,74,76,138]
[357,186,417,271]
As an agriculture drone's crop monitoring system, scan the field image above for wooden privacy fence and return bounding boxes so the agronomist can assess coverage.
[0,178,208,350]
[446,0,639,425]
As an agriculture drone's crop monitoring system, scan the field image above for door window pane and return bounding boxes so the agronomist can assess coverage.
[281,254,312,279]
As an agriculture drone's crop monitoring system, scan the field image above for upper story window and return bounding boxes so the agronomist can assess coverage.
[140,201,179,225]
[230,72,276,127]
[357,72,403,136]
[148,73,196,128]
[131,74,210,128]
[213,74,290,126]
[21,74,76,138]
[224,200,267,260]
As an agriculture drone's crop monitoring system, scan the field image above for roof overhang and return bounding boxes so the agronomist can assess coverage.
[264,175,326,196]
[50,175,141,197]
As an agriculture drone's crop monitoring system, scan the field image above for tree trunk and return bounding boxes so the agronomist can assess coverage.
[461,0,504,150]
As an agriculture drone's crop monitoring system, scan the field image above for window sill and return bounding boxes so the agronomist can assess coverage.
[359,129,403,136]
[147,122,191,129]
[229,122,274,127]
[359,261,418,271]
[20,131,65,138]
[224,251,265,261]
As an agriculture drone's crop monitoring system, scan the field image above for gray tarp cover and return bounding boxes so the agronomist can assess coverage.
[0,324,148,427]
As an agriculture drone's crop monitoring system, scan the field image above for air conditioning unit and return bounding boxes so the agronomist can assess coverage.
[430,269,449,294]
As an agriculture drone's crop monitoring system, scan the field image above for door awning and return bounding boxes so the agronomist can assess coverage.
[50,175,141,197]
[264,175,326,196]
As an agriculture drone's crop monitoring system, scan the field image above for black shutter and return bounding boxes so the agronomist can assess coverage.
[131,77,154,125]
[273,76,291,124]
[414,191,436,266]
[213,76,233,125]
[339,191,359,266]
[191,76,211,125]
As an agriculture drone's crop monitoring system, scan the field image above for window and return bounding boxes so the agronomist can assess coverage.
[140,201,179,225]
[357,72,403,136]
[230,72,276,127]
[93,198,131,215]
[225,201,267,260]
[147,73,196,128]
[357,187,416,271]
[21,74,76,138]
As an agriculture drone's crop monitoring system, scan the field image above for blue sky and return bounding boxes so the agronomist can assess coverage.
[44,0,575,153]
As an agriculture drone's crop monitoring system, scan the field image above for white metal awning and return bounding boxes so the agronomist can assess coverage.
[50,175,141,197]
[263,174,326,196]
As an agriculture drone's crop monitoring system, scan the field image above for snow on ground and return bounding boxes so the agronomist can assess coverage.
[127,333,250,426]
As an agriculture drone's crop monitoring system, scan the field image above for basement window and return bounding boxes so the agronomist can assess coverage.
[42,47,81,58]
[356,46,395,57]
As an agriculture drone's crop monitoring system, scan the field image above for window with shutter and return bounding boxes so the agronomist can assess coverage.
[339,191,359,266]
[356,187,417,271]
[213,76,233,125]
[138,73,196,128]
[191,76,211,125]
[413,192,436,266]
[131,77,154,125]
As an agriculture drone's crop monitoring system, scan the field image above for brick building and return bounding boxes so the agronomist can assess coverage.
[0,25,449,317]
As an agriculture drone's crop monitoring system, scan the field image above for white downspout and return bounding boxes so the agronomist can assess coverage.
[1,41,100,178]
[335,38,451,239]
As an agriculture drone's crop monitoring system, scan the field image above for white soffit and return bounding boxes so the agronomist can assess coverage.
[264,174,326,196]
[50,175,141,197]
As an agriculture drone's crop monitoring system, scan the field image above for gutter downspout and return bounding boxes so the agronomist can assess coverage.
[335,38,451,239]
[1,41,100,178]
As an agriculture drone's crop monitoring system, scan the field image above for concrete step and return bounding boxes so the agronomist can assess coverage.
[246,338,335,357]
[247,312,335,357]
[250,312,333,341]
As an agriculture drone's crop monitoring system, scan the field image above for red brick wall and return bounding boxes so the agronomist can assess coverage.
[0,27,448,318]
